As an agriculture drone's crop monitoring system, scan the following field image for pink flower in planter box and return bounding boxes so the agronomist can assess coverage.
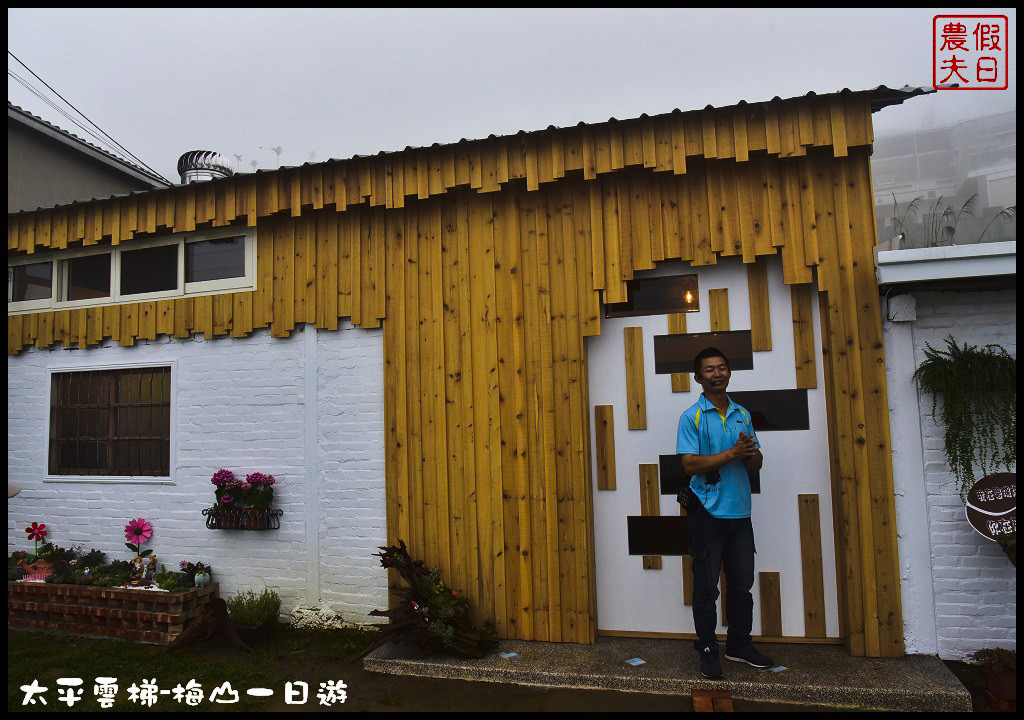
[124,518,154,558]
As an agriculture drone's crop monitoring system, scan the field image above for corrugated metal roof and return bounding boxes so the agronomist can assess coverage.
[9,84,935,216]
[8,102,172,188]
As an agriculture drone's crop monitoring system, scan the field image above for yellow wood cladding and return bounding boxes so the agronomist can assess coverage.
[8,94,903,657]
[8,94,872,255]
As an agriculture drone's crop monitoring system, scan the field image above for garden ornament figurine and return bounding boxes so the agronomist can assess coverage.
[129,556,145,586]
[144,555,159,586]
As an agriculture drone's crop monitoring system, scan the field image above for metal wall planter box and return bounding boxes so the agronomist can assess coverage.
[7,581,219,644]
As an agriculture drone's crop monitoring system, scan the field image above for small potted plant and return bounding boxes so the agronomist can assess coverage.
[226,587,281,647]
[179,560,213,588]
[967,648,1016,710]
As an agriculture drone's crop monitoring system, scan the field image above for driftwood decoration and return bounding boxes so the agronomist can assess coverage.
[355,540,497,660]
[165,597,252,653]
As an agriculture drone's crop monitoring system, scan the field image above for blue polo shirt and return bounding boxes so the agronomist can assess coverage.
[676,394,759,519]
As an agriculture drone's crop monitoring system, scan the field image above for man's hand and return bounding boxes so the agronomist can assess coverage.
[729,432,758,461]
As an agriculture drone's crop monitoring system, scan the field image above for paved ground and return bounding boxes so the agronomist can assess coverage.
[364,636,973,712]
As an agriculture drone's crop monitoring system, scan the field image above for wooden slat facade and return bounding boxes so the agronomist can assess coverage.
[7,91,904,655]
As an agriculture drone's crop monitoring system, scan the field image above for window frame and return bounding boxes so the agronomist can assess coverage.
[7,259,57,311]
[7,226,256,314]
[43,360,177,485]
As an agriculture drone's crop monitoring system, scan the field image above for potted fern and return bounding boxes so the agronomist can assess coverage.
[912,336,1016,500]
[227,587,281,647]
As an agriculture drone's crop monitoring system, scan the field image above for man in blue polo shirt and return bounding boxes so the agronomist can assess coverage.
[677,347,774,679]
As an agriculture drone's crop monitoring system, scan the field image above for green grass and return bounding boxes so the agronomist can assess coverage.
[8,626,378,712]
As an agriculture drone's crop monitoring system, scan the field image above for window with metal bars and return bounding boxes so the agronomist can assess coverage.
[48,367,171,477]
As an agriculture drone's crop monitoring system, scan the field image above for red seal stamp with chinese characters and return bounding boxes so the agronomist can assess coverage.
[934,15,1009,90]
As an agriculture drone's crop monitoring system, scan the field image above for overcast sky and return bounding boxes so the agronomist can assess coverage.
[7,8,1017,183]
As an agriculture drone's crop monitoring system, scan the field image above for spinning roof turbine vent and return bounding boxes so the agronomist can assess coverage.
[177,150,234,184]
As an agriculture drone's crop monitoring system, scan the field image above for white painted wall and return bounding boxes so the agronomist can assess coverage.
[6,323,387,626]
[885,287,1017,659]
[587,254,838,639]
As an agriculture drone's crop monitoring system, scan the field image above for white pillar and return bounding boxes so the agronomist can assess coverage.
[883,294,939,655]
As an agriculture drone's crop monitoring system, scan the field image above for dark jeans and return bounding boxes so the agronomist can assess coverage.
[686,487,755,653]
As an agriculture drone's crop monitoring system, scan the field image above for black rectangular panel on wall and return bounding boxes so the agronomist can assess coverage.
[659,454,688,496]
[728,389,810,431]
[605,274,699,318]
[660,453,761,495]
[627,516,689,556]
[654,331,754,374]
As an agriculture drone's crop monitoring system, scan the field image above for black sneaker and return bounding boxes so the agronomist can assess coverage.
[724,645,774,668]
[697,644,723,679]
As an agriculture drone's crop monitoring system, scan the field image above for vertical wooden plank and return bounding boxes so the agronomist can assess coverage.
[468,193,503,633]
[709,163,730,256]
[350,208,363,326]
[623,326,647,430]
[383,206,409,605]
[689,162,715,266]
[732,107,749,162]
[841,153,904,657]
[494,189,527,639]
[8,315,22,355]
[709,288,730,331]
[735,164,757,263]
[629,173,653,271]
[292,217,309,326]
[272,218,294,337]
[594,406,617,491]
[701,114,718,159]
[337,212,353,320]
[670,114,688,174]
[659,175,682,261]
[747,262,772,351]
[798,494,827,638]
[533,190,559,640]
[828,98,849,157]
[647,174,665,263]
[517,192,543,640]
[442,194,468,611]
[668,313,691,392]
[615,177,634,281]
[765,158,786,249]
[791,283,817,388]
[172,298,191,339]
[639,464,662,570]
[404,207,427,575]
[759,572,783,637]
[213,294,232,337]
[551,185,578,640]
[601,180,625,303]
[138,301,157,340]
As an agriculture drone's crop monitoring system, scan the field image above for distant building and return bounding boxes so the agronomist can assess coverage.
[872,111,1016,248]
[8,102,169,213]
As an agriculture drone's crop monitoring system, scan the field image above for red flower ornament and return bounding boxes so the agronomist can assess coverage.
[25,522,47,543]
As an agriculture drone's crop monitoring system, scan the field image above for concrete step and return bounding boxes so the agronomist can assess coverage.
[363,636,972,712]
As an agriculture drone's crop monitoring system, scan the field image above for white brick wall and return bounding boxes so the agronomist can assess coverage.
[7,323,387,625]
[887,287,1016,660]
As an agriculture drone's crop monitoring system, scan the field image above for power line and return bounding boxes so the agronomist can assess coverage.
[8,51,172,184]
